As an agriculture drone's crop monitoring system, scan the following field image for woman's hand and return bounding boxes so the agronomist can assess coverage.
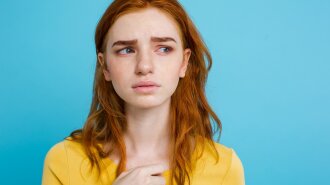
[112,164,167,185]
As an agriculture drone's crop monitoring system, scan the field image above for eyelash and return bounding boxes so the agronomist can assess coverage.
[115,46,173,55]
[116,47,135,55]
[158,47,173,53]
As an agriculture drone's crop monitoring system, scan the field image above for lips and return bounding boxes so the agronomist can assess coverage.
[132,81,160,88]
[132,81,160,93]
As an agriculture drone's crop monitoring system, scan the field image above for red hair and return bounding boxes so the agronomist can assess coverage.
[70,0,222,184]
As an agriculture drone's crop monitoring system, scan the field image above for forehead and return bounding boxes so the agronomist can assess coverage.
[107,8,182,44]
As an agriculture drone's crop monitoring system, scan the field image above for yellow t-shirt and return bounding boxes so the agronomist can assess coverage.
[42,139,245,185]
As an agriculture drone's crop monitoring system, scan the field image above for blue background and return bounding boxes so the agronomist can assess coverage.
[0,0,329,184]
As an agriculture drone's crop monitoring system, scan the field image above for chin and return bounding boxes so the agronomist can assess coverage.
[125,97,171,110]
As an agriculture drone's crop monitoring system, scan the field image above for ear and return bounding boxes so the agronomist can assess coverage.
[179,48,191,78]
[97,52,111,81]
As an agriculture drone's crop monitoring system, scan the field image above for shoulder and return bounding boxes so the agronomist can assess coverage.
[43,138,85,172]
[212,141,245,185]
[211,141,233,160]
[44,138,86,163]
[44,140,68,170]
[198,140,238,165]
[42,139,72,185]
[212,142,243,167]
[42,138,91,185]
[194,140,245,184]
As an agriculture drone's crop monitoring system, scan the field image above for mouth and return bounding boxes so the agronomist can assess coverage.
[132,81,160,93]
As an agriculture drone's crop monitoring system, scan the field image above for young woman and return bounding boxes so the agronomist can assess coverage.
[42,0,245,184]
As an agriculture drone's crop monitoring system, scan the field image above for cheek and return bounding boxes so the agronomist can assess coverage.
[162,68,181,94]
[164,56,184,94]
[107,58,128,80]
[160,53,183,72]
[108,60,136,92]
[109,67,128,89]
[162,77,180,99]
[109,73,130,101]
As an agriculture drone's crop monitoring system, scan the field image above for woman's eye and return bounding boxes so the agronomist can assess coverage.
[157,47,172,53]
[117,47,135,55]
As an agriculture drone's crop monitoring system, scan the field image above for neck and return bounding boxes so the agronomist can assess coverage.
[123,99,171,157]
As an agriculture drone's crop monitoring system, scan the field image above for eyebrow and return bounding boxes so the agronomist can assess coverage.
[151,37,177,43]
[111,37,177,47]
[112,39,137,47]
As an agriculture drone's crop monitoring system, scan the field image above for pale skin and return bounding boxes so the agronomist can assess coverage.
[98,8,191,185]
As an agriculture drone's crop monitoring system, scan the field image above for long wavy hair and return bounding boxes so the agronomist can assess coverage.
[69,0,222,184]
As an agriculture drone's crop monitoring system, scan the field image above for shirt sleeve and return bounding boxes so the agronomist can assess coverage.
[222,149,245,185]
[42,142,69,185]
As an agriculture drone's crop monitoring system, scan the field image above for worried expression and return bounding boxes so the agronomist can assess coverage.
[98,8,191,109]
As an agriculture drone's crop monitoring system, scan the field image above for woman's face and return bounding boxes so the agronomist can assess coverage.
[98,8,191,109]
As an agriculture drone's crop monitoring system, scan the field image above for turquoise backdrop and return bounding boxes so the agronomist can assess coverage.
[0,0,329,184]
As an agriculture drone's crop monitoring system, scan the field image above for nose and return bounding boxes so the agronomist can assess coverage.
[135,49,154,75]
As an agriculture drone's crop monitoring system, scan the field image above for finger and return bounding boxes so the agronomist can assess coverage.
[117,166,139,179]
[148,176,166,185]
[115,170,129,180]
[138,163,167,176]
